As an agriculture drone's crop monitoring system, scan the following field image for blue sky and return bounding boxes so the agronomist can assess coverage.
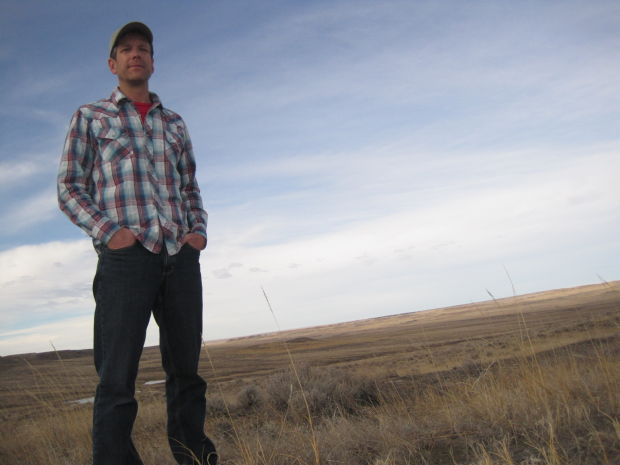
[1,0,619,355]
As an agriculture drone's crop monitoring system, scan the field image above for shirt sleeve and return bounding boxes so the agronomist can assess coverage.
[176,122,209,242]
[57,109,121,244]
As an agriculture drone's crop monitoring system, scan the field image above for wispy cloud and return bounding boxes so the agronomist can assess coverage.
[0,187,59,235]
[0,159,47,187]
[0,152,57,189]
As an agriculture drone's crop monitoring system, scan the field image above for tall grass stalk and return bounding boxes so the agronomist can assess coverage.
[261,286,320,465]
[202,342,254,465]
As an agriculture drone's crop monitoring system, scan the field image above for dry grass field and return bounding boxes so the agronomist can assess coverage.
[1,281,619,464]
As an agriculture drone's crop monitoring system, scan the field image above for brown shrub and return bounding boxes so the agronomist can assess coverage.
[264,364,380,419]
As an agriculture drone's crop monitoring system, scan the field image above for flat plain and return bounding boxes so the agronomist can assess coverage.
[1,281,618,464]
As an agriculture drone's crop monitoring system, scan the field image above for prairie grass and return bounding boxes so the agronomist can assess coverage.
[214,338,618,465]
[1,282,618,464]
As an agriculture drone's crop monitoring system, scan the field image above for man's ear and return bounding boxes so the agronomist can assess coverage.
[108,57,117,75]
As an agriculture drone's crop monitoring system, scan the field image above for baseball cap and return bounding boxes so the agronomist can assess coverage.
[109,21,153,57]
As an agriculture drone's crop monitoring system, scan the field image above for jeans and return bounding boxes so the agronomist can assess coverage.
[92,242,217,465]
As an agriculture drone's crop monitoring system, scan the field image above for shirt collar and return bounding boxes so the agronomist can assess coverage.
[110,88,163,108]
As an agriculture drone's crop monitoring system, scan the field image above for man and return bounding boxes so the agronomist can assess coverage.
[57,22,217,465]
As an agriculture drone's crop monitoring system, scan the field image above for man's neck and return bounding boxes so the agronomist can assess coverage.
[118,82,151,103]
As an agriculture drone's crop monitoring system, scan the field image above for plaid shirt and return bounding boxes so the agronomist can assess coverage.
[58,88,208,255]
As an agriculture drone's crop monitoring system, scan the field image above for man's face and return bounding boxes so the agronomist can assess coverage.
[108,33,154,85]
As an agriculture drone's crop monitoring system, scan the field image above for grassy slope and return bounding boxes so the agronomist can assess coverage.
[1,281,618,464]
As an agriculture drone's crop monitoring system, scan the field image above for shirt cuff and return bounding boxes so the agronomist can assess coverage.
[191,225,207,242]
[93,218,122,245]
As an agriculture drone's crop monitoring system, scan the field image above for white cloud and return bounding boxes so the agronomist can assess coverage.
[0,316,93,355]
[208,140,620,248]
[0,240,96,329]
[0,154,56,188]
[199,142,619,331]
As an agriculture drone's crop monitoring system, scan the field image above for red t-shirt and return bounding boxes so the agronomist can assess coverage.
[133,101,151,123]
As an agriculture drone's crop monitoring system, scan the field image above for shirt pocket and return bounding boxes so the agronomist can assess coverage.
[91,119,134,164]
[163,126,184,167]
